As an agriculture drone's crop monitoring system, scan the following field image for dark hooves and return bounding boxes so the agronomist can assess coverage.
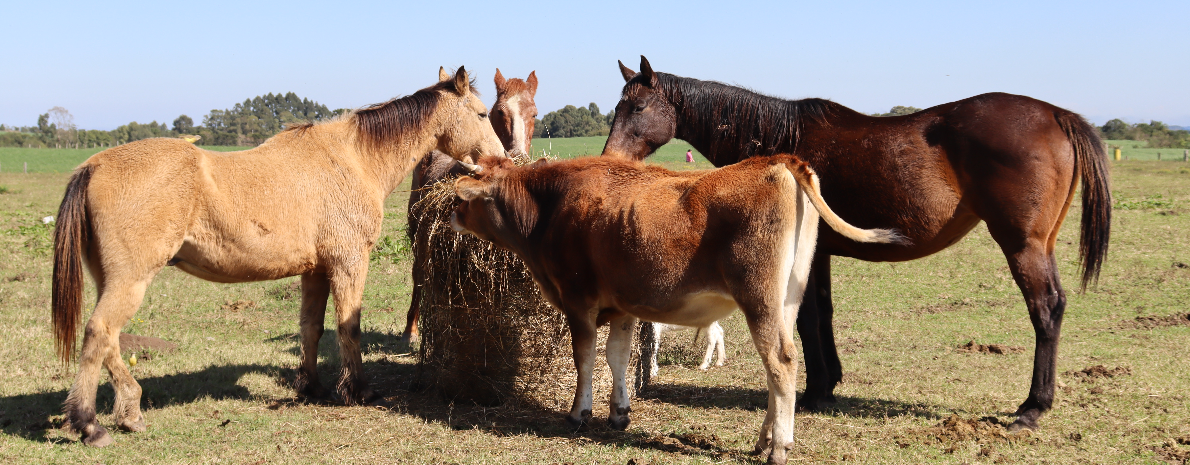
[82,425,113,447]
[608,416,631,431]
[565,410,593,430]
[796,395,836,413]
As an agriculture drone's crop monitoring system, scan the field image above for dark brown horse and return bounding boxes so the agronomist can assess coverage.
[400,68,538,344]
[601,56,1111,431]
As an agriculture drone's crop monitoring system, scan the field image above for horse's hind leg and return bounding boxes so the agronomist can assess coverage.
[295,272,331,398]
[65,276,154,446]
[329,263,375,405]
[998,239,1067,431]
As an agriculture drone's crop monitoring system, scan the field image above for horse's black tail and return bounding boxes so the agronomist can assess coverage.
[52,164,94,364]
[1056,112,1111,291]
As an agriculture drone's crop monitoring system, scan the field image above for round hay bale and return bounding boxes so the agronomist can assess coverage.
[411,159,642,408]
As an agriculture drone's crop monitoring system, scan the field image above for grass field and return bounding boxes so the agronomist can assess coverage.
[0,154,1188,463]
[0,146,255,174]
[1104,140,1190,163]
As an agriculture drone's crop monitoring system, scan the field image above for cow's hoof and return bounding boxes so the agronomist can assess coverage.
[565,410,592,430]
[118,414,146,433]
[82,425,113,447]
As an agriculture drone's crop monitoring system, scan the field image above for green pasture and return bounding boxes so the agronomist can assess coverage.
[0,156,1187,463]
[533,136,716,168]
[0,145,255,174]
[1104,139,1190,162]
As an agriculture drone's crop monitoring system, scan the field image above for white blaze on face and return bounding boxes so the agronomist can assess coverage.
[504,93,528,155]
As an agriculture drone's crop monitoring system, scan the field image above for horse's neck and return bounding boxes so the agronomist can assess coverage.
[671,86,826,167]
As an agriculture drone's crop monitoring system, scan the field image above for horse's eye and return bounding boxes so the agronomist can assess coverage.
[634,103,646,113]
[479,112,488,119]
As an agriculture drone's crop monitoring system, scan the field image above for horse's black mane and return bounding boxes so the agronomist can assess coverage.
[354,74,480,154]
[656,72,837,162]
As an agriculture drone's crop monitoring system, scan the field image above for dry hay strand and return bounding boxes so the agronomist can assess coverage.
[411,156,640,409]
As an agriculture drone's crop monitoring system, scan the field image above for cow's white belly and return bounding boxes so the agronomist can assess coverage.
[637,291,738,328]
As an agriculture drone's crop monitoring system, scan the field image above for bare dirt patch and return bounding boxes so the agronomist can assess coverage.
[221,299,257,312]
[956,340,1025,355]
[1064,365,1131,382]
[1124,313,1190,330]
[896,414,1037,451]
[5,271,35,282]
[1151,436,1190,464]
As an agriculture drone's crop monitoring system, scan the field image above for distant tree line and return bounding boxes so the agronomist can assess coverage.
[533,103,615,138]
[0,92,341,148]
[871,106,923,117]
[1099,119,1189,148]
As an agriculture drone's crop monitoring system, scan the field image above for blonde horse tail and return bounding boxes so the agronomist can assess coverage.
[782,155,906,245]
[53,165,94,364]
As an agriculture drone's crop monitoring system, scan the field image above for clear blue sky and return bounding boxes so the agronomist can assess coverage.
[2,0,1187,130]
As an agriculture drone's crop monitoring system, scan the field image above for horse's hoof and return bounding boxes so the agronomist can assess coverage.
[608,415,631,431]
[1008,418,1038,432]
[341,387,377,406]
[796,396,835,413]
[82,425,113,447]
[118,414,146,433]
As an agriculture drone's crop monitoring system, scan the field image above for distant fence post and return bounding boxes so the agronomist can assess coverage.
[25,162,28,174]
[1114,148,1121,161]
[1157,152,1161,161]
[1184,149,1188,162]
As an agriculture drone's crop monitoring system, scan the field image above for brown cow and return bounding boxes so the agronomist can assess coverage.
[449,155,900,464]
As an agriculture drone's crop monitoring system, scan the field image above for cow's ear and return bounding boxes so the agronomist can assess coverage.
[455,176,490,201]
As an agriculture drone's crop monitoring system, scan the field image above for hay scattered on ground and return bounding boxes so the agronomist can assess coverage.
[411,156,640,408]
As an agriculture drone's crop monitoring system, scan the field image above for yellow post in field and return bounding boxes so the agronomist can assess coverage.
[1114,148,1121,161]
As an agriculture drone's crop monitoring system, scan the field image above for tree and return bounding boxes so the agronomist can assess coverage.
[872,106,923,117]
[37,113,55,143]
[49,106,77,147]
[173,115,194,134]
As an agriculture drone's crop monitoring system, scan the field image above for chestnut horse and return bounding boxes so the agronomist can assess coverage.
[400,68,538,344]
[51,67,505,446]
[602,56,1111,431]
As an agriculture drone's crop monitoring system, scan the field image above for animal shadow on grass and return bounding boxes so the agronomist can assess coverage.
[637,382,946,420]
[0,363,279,443]
[0,329,406,443]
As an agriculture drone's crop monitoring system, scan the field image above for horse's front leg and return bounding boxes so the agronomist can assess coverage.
[329,261,375,405]
[564,311,598,428]
[295,272,330,398]
[606,313,638,430]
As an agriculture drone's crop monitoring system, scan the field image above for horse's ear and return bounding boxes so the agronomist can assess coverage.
[526,71,538,96]
[639,55,657,87]
[454,66,470,97]
[618,60,637,83]
[455,176,490,201]
[494,68,506,90]
[438,66,450,82]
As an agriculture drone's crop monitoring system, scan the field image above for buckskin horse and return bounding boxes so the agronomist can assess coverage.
[400,68,538,345]
[601,56,1111,432]
[51,67,505,446]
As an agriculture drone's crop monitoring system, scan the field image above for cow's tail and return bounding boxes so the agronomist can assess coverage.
[783,156,905,245]
[1056,111,1111,291]
[52,165,94,364]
